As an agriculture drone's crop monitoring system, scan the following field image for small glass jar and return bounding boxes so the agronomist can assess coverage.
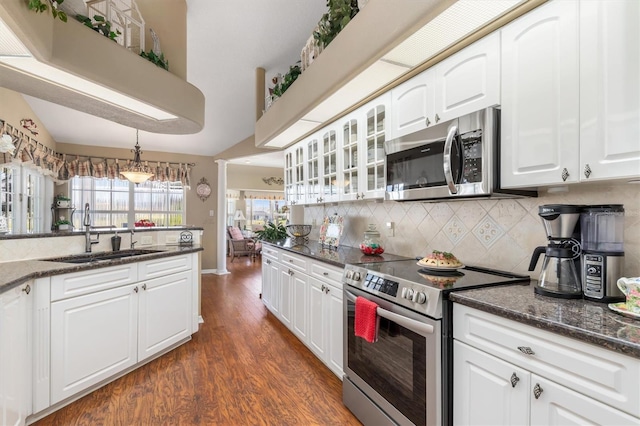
[360,224,384,255]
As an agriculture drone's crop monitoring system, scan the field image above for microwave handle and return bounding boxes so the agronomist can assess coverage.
[345,291,434,337]
[443,125,458,194]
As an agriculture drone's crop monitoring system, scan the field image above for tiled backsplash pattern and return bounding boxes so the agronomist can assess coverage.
[303,183,640,277]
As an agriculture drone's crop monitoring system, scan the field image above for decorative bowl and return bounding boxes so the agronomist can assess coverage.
[286,224,312,238]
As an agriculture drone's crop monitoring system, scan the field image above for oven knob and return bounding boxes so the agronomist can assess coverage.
[346,270,353,279]
[405,288,414,299]
[353,272,361,281]
[413,291,427,304]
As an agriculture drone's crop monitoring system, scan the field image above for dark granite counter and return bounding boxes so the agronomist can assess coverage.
[263,239,411,268]
[449,281,640,358]
[0,245,203,294]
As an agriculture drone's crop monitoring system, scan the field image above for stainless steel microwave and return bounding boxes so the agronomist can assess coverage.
[385,107,536,202]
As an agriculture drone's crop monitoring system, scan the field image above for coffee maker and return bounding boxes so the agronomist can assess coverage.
[529,204,583,299]
[581,205,625,303]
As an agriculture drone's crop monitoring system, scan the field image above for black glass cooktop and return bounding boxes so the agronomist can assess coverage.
[359,259,530,293]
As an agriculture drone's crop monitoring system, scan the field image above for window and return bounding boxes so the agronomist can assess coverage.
[70,176,185,228]
[244,199,286,229]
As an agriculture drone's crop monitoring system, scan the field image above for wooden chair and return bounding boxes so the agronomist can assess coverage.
[227,226,261,262]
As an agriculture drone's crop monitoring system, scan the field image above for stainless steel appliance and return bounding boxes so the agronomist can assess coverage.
[385,107,536,202]
[581,205,625,302]
[529,204,583,299]
[342,260,529,426]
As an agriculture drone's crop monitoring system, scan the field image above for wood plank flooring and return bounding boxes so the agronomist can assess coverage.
[34,257,361,425]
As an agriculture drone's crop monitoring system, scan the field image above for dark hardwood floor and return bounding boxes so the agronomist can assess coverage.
[34,257,361,425]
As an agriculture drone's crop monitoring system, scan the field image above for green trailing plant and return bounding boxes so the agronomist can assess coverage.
[313,0,359,48]
[253,222,288,242]
[27,0,68,22]
[55,219,71,226]
[75,14,121,41]
[55,194,71,201]
[140,50,169,71]
[272,64,301,97]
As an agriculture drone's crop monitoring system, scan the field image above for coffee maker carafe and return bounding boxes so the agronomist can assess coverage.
[529,204,583,298]
[581,205,625,302]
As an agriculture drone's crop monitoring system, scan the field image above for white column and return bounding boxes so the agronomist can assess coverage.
[215,159,230,275]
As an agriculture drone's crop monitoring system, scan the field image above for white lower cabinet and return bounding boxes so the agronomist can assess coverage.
[33,253,197,416]
[51,284,138,404]
[0,282,32,426]
[453,304,640,425]
[261,247,344,378]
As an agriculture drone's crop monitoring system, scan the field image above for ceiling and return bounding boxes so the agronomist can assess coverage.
[21,0,328,162]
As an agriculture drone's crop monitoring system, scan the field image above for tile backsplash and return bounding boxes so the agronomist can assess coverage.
[303,183,640,277]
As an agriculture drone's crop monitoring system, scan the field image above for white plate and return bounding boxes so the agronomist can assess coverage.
[608,302,640,320]
[416,261,464,271]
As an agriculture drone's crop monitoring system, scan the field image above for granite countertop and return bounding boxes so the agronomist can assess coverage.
[263,239,411,268]
[449,281,640,358]
[0,245,203,294]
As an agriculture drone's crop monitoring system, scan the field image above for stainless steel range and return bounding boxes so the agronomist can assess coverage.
[342,260,529,426]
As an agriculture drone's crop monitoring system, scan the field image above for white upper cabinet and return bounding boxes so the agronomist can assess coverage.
[340,116,362,202]
[434,31,501,123]
[501,0,580,188]
[284,143,306,205]
[390,32,500,140]
[579,0,640,182]
[304,133,322,204]
[320,125,341,203]
[362,93,389,199]
[390,69,435,139]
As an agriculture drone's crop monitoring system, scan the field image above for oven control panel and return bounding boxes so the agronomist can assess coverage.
[343,265,441,318]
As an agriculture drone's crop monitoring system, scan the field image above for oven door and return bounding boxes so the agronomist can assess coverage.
[344,287,441,426]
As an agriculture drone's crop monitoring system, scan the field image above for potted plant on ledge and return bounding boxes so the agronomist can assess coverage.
[55,194,71,208]
[55,217,71,231]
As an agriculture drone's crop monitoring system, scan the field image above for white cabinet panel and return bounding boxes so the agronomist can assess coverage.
[326,282,343,378]
[500,0,580,187]
[138,254,190,280]
[531,375,639,426]
[138,271,191,361]
[308,277,327,360]
[50,264,138,301]
[0,283,32,426]
[51,284,138,404]
[454,341,529,426]
[291,272,309,343]
[390,69,435,139]
[435,32,500,122]
[279,267,293,329]
[579,0,640,182]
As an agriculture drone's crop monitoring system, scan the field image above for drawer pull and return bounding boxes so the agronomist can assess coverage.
[142,283,147,291]
[510,372,520,388]
[323,272,329,276]
[134,286,139,293]
[266,260,271,265]
[517,346,535,355]
[289,259,294,263]
[533,383,543,399]
[22,284,31,295]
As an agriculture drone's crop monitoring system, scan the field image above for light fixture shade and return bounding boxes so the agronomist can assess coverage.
[233,210,246,221]
[120,130,154,184]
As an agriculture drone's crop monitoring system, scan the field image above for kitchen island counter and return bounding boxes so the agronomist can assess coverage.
[262,239,410,268]
[449,281,640,358]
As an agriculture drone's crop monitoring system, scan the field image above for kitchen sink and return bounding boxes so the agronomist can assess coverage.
[43,249,164,264]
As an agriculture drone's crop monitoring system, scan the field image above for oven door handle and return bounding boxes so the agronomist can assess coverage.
[443,125,458,195]
[345,291,435,337]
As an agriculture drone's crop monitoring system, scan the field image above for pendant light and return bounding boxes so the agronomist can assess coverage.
[120,129,154,184]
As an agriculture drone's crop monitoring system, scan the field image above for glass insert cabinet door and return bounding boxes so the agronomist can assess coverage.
[366,104,386,197]
[284,145,305,205]
[342,118,359,199]
[1,164,46,234]
[322,129,339,202]
[306,136,320,203]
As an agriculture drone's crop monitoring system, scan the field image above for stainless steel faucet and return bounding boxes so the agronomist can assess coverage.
[84,203,100,252]
[130,229,137,250]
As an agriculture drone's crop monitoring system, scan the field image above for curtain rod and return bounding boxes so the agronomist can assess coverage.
[61,153,196,167]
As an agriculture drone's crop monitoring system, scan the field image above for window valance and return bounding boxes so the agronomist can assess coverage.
[1,119,192,187]
[244,191,285,200]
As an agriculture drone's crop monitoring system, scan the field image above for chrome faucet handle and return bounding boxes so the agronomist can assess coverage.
[83,203,91,227]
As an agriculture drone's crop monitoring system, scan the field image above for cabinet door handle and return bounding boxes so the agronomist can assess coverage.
[317,197,323,203]
[584,163,592,179]
[360,193,365,199]
[142,283,147,291]
[510,372,520,388]
[22,284,31,295]
[562,168,569,181]
[426,117,431,127]
[325,286,330,294]
[134,286,139,293]
[517,346,535,355]
[266,259,271,265]
[435,113,440,123]
[288,269,294,276]
[321,284,326,292]
[533,383,543,399]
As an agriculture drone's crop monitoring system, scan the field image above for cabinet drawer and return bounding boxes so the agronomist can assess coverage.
[453,304,640,417]
[280,252,308,273]
[138,254,190,280]
[51,264,138,301]
[310,262,343,288]
[262,246,280,261]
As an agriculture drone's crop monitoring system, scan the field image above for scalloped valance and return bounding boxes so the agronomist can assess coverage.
[0,118,192,187]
